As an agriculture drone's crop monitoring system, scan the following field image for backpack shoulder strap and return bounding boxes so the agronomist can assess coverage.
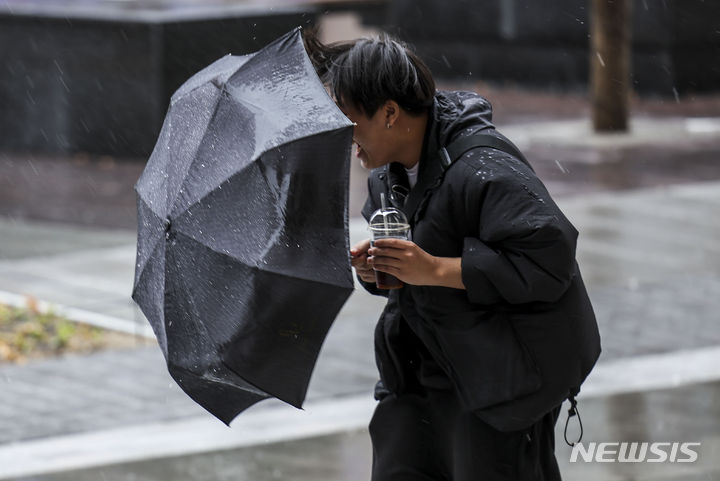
[439,132,534,173]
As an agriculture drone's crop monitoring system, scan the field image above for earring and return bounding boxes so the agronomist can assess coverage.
[386,123,391,129]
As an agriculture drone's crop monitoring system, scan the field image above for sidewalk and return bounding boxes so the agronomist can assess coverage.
[1,115,720,479]
[7,381,720,481]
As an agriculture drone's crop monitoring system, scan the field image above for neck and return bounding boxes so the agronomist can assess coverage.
[394,112,428,169]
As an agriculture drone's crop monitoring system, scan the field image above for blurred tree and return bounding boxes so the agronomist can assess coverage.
[591,0,632,132]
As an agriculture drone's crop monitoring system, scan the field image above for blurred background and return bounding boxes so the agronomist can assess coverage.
[1,1,720,480]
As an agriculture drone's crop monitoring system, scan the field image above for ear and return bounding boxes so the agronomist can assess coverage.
[382,100,400,127]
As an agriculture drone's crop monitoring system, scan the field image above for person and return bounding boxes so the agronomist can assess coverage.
[305,31,601,481]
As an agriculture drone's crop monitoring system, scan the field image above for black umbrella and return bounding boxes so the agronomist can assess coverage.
[131,28,355,424]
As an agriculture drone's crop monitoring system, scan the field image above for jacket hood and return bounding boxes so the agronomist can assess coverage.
[432,90,495,148]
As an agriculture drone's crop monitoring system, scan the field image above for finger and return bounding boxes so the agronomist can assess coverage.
[353,262,374,272]
[350,254,368,267]
[372,238,413,249]
[356,268,376,280]
[368,247,406,259]
[350,238,371,256]
[369,256,402,269]
[371,263,401,275]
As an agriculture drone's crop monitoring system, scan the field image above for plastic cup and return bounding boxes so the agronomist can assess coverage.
[369,222,411,289]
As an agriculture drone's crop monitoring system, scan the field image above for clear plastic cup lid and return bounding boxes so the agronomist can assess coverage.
[368,193,410,232]
[369,206,408,228]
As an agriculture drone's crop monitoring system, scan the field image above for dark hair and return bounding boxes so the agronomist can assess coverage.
[304,29,435,117]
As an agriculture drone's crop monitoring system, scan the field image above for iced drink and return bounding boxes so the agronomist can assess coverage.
[369,222,411,290]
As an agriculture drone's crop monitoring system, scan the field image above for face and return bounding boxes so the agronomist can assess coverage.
[339,102,396,170]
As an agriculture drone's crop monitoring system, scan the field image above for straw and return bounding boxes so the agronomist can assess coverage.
[379,193,389,231]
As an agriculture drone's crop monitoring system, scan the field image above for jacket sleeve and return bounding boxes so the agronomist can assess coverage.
[459,163,579,305]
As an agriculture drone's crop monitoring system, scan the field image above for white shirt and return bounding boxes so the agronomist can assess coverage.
[405,162,420,189]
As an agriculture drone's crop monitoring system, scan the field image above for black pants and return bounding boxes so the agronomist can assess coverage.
[369,389,562,481]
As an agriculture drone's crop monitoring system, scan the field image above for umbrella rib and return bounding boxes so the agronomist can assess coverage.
[133,198,166,290]
[167,84,225,216]
[132,231,164,298]
[254,124,354,161]
[171,363,270,398]
[172,230,354,291]
[173,125,352,218]
[170,53,254,106]
[166,240,215,348]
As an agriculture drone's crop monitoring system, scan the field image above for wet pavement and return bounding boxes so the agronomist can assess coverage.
[8,380,720,481]
[1,93,720,479]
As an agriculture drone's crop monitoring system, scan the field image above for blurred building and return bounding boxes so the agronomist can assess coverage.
[364,0,720,96]
[1,0,718,157]
[0,0,321,157]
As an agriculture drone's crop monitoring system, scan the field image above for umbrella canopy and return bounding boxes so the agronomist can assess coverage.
[132,28,355,424]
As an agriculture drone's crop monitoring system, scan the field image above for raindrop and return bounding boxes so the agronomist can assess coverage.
[58,76,70,93]
[596,52,605,68]
[672,87,680,103]
[554,159,569,174]
[441,55,451,68]
[26,159,39,176]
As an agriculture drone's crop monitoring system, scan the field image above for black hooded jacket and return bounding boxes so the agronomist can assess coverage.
[360,91,601,432]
